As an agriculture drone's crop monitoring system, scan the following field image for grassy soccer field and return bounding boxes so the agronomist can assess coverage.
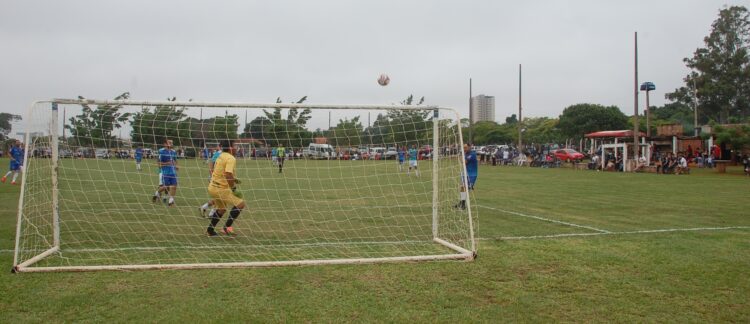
[0,157,749,322]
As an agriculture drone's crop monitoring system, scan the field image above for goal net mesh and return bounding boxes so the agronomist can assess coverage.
[14,100,476,271]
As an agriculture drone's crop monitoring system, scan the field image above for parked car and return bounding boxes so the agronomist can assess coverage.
[303,143,334,159]
[95,149,110,159]
[59,149,74,158]
[369,147,386,160]
[553,149,585,162]
[116,150,130,159]
[384,147,398,160]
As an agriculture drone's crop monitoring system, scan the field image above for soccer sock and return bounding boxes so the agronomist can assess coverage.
[4,171,11,178]
[12,173,19,182]
[154,190,160,197]
[208,210,223,230]
[225,207,241,227]
[168,196,175,204]
[201,203,210,210]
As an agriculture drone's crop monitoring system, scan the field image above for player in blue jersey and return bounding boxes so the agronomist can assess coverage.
[271,147,278,166]
[151,140,178,206]
[407,144,419,177]
[200,144,223,217]
[456,143,478,210]
[2,140,24,185]
[397,146,406,172]
[134,146,143,171]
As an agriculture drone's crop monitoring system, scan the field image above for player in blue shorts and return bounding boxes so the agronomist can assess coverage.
[397,146,406,172]
[407,144,419,177]
[456,143,478,210]
[151,140,178,206]
[2,140,24,185]
[134,146,143,171]
[200,144,223,217]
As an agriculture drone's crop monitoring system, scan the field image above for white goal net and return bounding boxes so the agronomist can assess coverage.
[13,99,476,272]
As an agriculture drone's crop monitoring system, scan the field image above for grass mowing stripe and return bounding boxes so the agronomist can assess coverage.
[477,204,611,233]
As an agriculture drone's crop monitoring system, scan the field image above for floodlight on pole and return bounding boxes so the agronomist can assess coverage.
[640,82,655,137]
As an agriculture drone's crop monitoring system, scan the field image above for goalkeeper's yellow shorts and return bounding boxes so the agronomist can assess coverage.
[208,184,244,210]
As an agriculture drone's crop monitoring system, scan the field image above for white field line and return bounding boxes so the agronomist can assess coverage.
[477,205,611,233]
[477,226,750,241]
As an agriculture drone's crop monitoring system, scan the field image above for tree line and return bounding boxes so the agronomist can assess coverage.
[63,94,438,149]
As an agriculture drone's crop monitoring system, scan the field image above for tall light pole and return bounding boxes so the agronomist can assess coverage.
[469,78,473,145]
[633,32,640,161]
[692,78,699,136]
[518,64,523,150]
[640,82,655,137]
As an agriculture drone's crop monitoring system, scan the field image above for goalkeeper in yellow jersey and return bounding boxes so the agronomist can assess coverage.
[206,140,246,237]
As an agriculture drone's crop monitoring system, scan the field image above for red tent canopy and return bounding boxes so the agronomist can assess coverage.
[584,130,647,138]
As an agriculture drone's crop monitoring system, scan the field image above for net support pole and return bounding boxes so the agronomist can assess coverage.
[12,101,40,270]
[51,103,60,248]
[432,108,439,238]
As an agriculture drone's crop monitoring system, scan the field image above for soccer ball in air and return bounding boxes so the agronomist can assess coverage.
[377,74,390,86]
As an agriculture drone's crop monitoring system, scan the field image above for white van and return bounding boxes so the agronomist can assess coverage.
[369,147,386,160]
[303,143,334,159]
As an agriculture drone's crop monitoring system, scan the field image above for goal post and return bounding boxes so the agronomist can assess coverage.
[13,99,477,272]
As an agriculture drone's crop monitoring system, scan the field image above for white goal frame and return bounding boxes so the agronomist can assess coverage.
[13,99,477,272]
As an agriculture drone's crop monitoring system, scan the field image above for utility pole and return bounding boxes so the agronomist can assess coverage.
[62,107,66,140]
[633,32,640,161]
[692,79,699,136]
[518,64,523,150]
[469,78,473,145]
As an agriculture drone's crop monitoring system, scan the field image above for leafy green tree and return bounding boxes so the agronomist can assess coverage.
[130,97,190,147]
[328,116,364,147]
[557,103,628,138]
[249,96,312,147]
[364,95,431,146]
[523,117,564,144]
[0,113,22,141]
[505,114,518,124]
[66,92,132,147]
[646,102,695,135]
[666,6,750,124]
[461,121,515,145]
[712,123,750,151]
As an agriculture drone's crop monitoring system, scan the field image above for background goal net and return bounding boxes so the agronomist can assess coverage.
[13,99,476,272]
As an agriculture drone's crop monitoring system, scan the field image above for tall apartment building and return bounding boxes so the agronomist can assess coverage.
[470,94,495,123]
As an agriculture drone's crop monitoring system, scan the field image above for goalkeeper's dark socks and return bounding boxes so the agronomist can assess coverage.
[225,207,242,227]
[207,210,222,235]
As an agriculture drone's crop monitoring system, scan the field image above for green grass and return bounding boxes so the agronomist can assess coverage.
[1,157,749,322]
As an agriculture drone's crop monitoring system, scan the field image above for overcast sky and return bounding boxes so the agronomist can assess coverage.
[1,0,747,135]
